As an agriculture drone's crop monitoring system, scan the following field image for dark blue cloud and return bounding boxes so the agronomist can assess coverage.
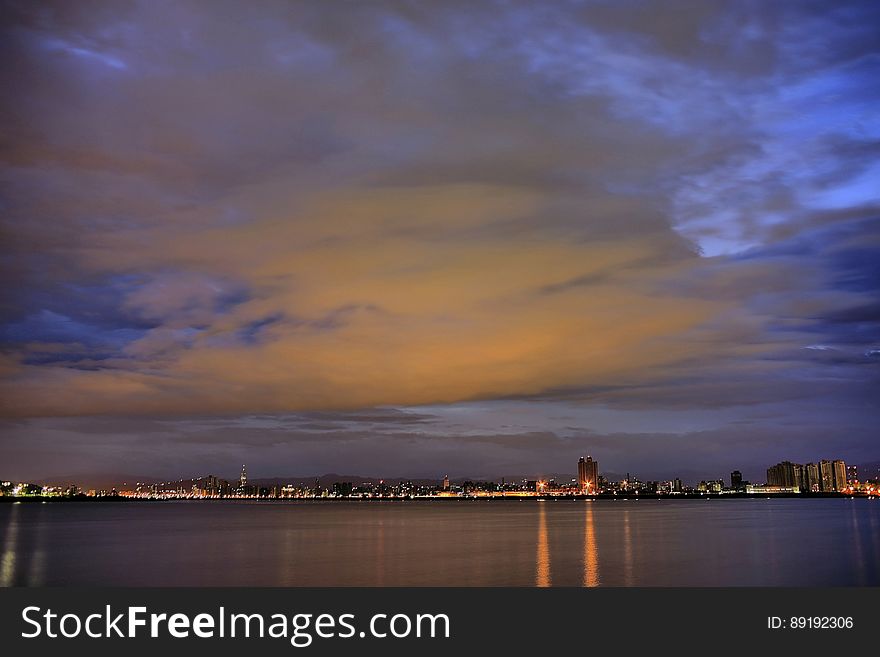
[828,245,880,295]
[236,313,285,345]
[732,217,880,352]
[1,309,146,349]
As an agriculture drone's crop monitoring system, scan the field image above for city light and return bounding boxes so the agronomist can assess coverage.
[2,456,875,501]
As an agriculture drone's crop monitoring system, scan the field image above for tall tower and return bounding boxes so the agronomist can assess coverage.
[804,463,820,492]
[240,464,247,488]
[832,460,847,492]
[577,456,599,493]
[819,460,834,492]
[730,470,743,490]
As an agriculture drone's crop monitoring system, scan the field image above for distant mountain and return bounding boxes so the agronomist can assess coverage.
[252,474,442,487]
[24,472,447,489]
[27,473,167,489]
[252,473,575,487]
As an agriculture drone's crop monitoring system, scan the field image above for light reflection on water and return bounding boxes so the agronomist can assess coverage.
[622,509,633,587]
[0,501,46,586]
[0,502,18,586]
[536,503,550,587]
[583,503,598,587]
[0,499,878,587]
[849,503,867,586]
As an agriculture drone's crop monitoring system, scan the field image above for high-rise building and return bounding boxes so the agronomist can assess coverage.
[731,470,743,490]
[804,463,820,492]
[819,460,834,492]
[239,464,247,488]
[577,456,599,493]
[442,474,450,491]
[767,462,803,490]
[832,460,847,492]
[795,463,806,491]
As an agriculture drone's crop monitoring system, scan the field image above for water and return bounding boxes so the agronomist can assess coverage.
[2,498,878,586]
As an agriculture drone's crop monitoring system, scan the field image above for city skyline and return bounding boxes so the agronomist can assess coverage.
[4,453,877,497]
[2,2,879,481]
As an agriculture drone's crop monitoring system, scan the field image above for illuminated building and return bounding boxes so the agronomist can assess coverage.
[746,484,800,494]
[819,460,834,492]
[767,461,804,490]
[577,456,599,493]
[442,474,450,491]
[804,463,820,492]
[832,460,847,492]
[846,464,858,484]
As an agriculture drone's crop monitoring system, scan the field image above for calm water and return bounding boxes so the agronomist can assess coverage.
[1,499,878,586]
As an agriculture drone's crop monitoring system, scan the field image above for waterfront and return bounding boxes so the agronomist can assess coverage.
[1,499,878,587]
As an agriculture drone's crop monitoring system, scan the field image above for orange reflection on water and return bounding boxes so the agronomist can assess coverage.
[583,503,599,587]
[536,503,551,587]
[622,509,633,586]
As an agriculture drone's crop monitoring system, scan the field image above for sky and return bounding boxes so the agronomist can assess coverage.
[1,0,878,485]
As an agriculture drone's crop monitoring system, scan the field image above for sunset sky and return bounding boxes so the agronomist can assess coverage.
[1,1,878,484]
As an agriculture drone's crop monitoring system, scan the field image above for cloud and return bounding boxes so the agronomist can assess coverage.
[0,1,878,474]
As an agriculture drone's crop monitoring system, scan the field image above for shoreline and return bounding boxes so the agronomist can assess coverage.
[1,492,875,503]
